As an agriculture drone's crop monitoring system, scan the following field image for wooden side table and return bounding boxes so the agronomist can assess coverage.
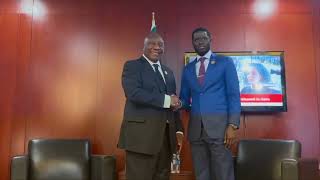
[118,170,195,180]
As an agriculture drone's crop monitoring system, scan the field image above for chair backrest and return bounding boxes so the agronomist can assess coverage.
[28,139,90,180]
[236,139,301,180]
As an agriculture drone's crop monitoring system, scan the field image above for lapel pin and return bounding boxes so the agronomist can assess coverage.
[211,60,216,64]
[164,71,168,75]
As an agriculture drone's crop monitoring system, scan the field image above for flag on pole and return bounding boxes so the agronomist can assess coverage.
[150,12,157,32]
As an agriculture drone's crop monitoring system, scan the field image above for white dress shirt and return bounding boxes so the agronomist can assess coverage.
[143,54,171,108]
[195,50,212,76]
[143,55,184,135]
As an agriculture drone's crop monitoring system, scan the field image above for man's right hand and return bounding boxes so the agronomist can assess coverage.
[170,95,181,110]
[170,94,182,111]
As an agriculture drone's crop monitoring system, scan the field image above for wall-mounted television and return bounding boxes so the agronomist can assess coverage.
[184,51,287,112]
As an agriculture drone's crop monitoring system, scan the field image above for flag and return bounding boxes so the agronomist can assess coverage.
[150,12,156,32]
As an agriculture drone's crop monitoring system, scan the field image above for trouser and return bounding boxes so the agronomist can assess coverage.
[191,123,234,180]
[126,124,171,180]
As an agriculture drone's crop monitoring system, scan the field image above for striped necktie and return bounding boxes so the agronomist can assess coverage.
[198,57,206,86]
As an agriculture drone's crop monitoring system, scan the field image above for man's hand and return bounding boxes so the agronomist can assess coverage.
[170,95,181,110]
[170,95,179,106]
[224,125,237,148]
[176,132,184,154]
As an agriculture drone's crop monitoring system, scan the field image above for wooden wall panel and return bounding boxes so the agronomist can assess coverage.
[313,0,320,160]
[245,0,313,14]
[24,13,100,142]
[0,1,319,180]
[177,0,245,16]
[33,0,101,15]
[0,0,20,14]
[243,14,319,157]
[10,13,33,156]
[0,13,19,180]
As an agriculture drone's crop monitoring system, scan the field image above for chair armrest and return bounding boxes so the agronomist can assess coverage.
[91,155,116,180]
[281,158,298,180]
[11,155,29,180]
[298,158,319,180]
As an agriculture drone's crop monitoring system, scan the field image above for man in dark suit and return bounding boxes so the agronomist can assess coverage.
[179,27,241,180]
[118,32,184,180]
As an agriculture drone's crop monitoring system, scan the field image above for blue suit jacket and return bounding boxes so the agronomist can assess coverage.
[180,53,241,141]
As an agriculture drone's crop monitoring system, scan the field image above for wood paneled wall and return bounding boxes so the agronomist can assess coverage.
[0,0,319,179]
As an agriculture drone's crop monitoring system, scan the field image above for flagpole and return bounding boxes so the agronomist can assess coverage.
[151,12,156,32]
[152,12,155,21]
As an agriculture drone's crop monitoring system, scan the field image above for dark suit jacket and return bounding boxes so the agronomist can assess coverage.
[180,54,241,141]
[118,56,184,155]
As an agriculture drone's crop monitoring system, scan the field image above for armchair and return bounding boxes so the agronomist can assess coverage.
[11,139,116,180]
[235,139,319,180]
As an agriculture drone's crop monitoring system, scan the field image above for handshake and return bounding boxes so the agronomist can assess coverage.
[170,95,182,111]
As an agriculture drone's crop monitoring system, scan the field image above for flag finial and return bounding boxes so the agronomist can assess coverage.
[151,12,156,32]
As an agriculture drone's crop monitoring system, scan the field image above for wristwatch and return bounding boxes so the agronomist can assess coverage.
[228,124,238,130]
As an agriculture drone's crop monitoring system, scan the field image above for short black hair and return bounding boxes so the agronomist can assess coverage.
[192,27,211,39]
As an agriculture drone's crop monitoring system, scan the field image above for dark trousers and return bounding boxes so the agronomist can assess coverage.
[191,123,235,180]
[126,125,171,180]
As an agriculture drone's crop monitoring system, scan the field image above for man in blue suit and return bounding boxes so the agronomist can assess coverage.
[179,27,241,180]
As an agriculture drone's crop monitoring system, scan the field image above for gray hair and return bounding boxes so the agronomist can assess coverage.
[143,32,164,50]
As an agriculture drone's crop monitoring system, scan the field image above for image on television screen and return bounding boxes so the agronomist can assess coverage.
[184,51,287,112]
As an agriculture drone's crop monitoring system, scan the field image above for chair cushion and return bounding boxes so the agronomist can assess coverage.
[236,139,301,180]
[29,139,90,180]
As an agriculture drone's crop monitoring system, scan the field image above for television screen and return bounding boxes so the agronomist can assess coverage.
[184,51,287,112]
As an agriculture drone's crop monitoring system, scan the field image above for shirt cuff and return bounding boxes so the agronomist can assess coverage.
[176,131,184,135]
[163,94,171,108]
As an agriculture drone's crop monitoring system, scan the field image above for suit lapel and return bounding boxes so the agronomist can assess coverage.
[140,57,155,76]
[203,54,217,89]
[161,65,169,84]
[140,57,160,89]
[161,65,172,92]
[140,57,166,92]
[189,60,201,91]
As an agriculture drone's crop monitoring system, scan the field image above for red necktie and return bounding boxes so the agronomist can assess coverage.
[198,57,206,86]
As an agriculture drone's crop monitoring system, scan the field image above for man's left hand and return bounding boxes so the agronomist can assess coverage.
[224,125,237,148]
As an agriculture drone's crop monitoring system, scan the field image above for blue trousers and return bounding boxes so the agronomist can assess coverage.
[190,127,235,180]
